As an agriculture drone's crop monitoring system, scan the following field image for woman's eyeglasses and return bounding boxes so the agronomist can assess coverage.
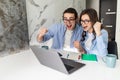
[80,20,91,24]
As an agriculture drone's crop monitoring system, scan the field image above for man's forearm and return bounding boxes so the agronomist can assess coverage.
[37,34,44,42]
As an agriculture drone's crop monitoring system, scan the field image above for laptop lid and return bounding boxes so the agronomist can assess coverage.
[30,45,85,74]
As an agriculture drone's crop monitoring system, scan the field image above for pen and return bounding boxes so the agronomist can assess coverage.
[67,54,69,58]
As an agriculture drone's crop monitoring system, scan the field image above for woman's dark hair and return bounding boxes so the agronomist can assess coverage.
[79,8,104,41]
[63,7,78,20]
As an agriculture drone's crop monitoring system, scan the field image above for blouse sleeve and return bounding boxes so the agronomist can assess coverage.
[96,29,108,57]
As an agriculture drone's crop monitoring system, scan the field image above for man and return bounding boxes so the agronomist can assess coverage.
[37,8,84,53]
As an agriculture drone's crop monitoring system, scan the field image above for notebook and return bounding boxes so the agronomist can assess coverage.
[81,54,97,61]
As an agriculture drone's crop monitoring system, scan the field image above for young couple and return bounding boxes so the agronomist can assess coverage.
[37,8,108,57]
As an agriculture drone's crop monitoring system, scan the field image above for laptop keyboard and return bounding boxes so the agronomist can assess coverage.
[64,64,74,71]
[61,58,75,71]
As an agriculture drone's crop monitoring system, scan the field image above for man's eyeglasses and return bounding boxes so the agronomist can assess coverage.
[63,18,75,23]
[80,20,91,24]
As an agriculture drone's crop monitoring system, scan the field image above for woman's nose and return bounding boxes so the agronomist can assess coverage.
[82,23,86,27]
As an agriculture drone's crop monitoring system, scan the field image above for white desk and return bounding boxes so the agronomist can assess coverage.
[0,49,120,80]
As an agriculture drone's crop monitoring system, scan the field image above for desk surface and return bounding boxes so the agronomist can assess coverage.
[0,49,120,80]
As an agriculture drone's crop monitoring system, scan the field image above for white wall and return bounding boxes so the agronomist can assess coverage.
[116,0,120,57]
[86,0,100,17]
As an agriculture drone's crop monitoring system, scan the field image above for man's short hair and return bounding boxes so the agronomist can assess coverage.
[63,8,78,19]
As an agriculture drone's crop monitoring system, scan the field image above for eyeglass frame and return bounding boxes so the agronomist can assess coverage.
[63,17,76,23]
[80,19,91,24]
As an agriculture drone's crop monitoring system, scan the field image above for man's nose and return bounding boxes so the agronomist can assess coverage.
[66,23,71,27]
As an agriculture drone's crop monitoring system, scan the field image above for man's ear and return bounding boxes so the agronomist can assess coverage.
[75,18,79,24]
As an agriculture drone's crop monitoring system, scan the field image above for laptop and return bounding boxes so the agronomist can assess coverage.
[30,45,85,74]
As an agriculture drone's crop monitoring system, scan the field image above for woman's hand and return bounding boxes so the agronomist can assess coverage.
[93,22,102,36]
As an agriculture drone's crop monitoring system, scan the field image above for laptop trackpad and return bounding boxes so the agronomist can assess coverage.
[61,58,85,74]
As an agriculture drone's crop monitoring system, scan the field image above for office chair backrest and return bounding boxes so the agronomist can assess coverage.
[107,41,118,59]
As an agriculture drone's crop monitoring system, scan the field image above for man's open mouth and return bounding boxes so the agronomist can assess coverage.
[67,25,72,29]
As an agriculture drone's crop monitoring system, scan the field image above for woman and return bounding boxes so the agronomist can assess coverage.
[74,8,108,57]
